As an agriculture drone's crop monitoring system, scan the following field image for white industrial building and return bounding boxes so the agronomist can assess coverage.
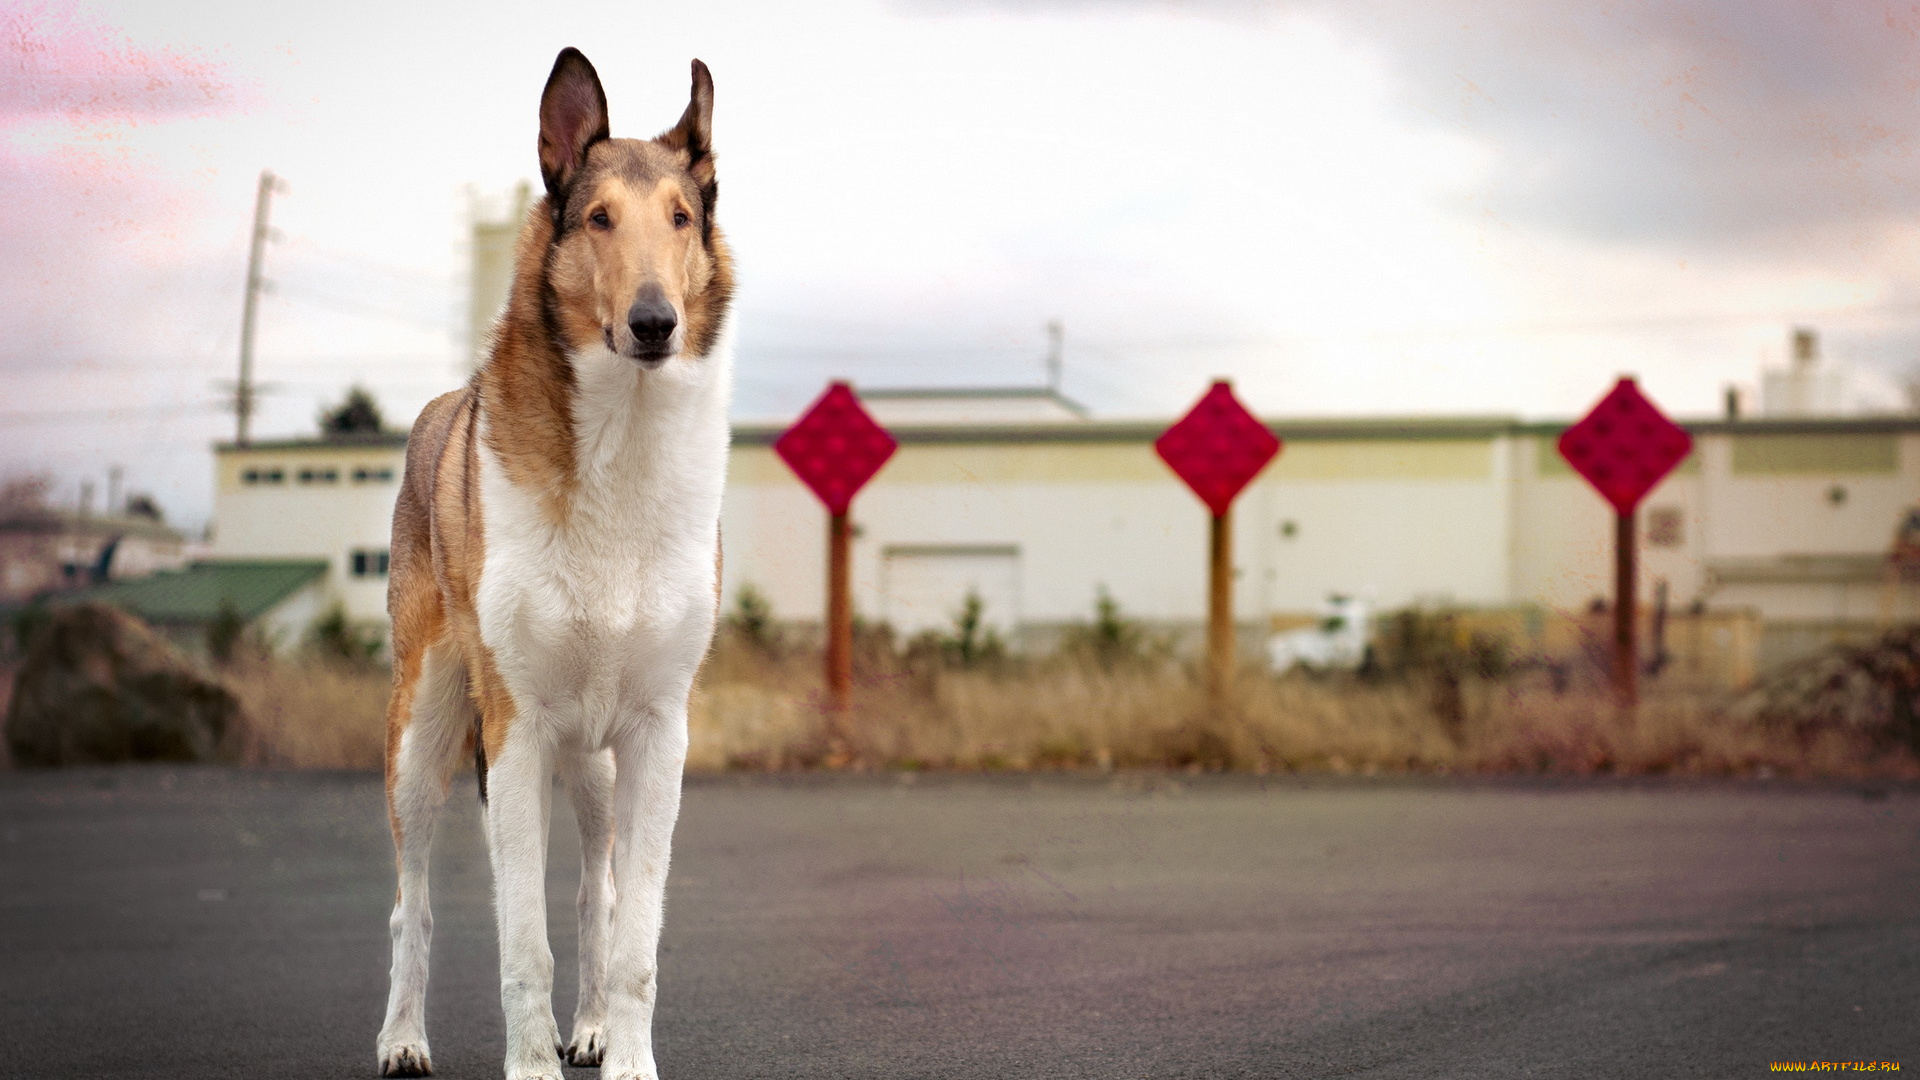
[205,381,1920,674]
[209,431,405,630]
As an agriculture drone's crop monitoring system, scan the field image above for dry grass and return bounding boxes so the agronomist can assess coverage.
[686,631,1919,779]
[201,632,1916,779]
[223,657,390,769]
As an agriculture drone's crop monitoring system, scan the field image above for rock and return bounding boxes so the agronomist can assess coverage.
[5,604,242,766]
[1726,627,1920,753]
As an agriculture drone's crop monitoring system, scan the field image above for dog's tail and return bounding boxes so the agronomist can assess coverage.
[473,714,489,805]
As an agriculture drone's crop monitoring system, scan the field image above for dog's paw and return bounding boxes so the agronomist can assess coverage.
[567,1026,606,1067]
[504,1041,566,1080]
[602,1052,658,1080]
[377,1041,433,1077]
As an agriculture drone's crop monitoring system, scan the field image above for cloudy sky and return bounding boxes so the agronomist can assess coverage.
[3,0,1918,528]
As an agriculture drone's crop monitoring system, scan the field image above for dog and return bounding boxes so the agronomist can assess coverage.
[375,47,734,1080]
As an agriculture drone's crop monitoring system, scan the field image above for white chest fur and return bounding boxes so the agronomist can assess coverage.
[475,334,733,749]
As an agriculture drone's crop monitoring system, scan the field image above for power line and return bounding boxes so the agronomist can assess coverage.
[0,403,225,427]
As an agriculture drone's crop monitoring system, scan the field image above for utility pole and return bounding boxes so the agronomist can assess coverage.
[1044,320,1063,393]
[236,170,279,447]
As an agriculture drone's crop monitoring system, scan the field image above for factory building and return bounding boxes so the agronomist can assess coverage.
[205,388,1918,671]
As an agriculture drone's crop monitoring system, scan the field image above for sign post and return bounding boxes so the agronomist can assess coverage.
[1557,377,1693,709]
[1155,381,1282,700]
[774,382,897,720]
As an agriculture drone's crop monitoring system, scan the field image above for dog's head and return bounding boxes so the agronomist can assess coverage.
[536,48,732,368]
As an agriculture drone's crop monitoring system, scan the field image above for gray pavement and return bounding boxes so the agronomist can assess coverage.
[0,767,1916,1079]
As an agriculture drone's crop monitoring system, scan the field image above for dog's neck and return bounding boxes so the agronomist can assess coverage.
[477,197,733,524]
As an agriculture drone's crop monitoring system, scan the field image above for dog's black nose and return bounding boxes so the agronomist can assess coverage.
[627,287,678,347]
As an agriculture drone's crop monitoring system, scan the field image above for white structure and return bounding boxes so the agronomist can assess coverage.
[1267,595,1371,673]
[212,432,405,629]
[1761,327,1850,418]
[210,398,1920,669]
[724,408,1920,668]
[468,183,532,369]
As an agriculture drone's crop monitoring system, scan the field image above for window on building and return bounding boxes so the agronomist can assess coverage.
[350,549,391,578]
[241,467,285,485]
[298,467,340,484]
[352,466,395,483]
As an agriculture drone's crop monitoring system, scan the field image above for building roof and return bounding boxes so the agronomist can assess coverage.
[0,508,184,543]
[215,431,409,453]
[734,413,1527,445]
[214,412,1920,452]
[60,560,328,624]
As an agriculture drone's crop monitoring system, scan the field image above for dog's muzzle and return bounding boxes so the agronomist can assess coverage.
[626,286,678,366]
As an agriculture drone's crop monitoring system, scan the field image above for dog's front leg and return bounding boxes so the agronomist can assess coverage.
[560,747,616,1066]
[603,711,689,1080]
[485,736,565,1080]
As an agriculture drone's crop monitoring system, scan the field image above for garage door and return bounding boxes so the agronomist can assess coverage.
[881,545,1021,638]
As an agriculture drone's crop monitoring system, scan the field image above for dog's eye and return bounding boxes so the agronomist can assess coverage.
[672,210,691,228]
[590,209,611,229]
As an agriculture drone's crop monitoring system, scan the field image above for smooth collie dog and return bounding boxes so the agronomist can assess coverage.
[376,48,733,1080]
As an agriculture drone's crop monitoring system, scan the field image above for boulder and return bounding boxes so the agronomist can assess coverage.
[5,604,241,766]
[1726,627,1920,754]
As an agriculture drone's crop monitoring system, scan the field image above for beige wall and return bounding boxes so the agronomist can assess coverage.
[1511,435,1707,613]
[213,444,404,625]
[721,435,1517,631]
[723,424,1920,640]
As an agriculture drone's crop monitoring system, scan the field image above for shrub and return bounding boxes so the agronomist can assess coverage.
[726,583,779,652]
[306,605,383,663]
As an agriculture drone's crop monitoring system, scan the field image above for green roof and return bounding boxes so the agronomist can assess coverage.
[61,560,328,624]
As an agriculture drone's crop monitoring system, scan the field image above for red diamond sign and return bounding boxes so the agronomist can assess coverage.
[1156,380,1282,517]
[1557,377,1693,514]
[775,381,897,516]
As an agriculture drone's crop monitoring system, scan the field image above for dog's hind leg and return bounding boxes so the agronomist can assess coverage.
[602,708,691,1080]
[486,726,565,1080]
[378,636,473,1078]
[560,747,616,1066]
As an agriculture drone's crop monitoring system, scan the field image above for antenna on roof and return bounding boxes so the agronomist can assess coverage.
[1045,320,1063,394]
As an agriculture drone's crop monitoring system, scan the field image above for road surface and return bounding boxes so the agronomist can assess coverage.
[1,767,1916,1078]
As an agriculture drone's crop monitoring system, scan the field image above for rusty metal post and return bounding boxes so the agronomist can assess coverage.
[1208,509,1233,700]
[826,512,853,719]
[1614,508,1637,709]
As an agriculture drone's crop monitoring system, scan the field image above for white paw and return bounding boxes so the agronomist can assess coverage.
[567,1025,607,1067]
[503,1011,566,1080]
[603,1052,658,1080]
[377,1040,432,1077]
[504,1041,567,1080]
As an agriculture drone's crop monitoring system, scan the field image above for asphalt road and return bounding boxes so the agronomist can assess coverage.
[1,767,1916,1079]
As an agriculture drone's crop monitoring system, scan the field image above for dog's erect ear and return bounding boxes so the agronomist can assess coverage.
[538,48,610,201]
[659,59,717,235]
[659,59,714,172]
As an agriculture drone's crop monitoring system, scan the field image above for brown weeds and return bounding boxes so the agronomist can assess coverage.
[200,630,1915,779]
[223,657,389,769]
[686,630,1917,779]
